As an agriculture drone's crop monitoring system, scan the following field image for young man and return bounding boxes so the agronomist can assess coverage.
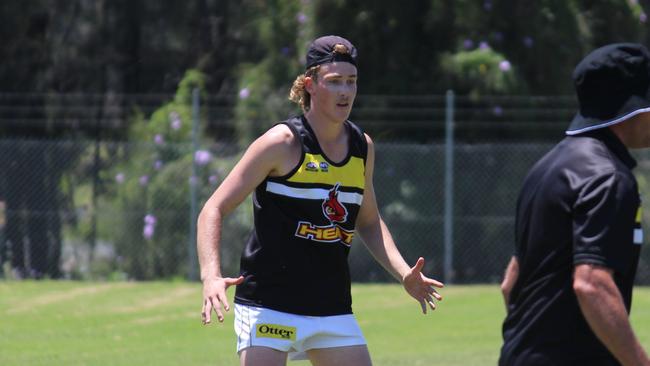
[500,43,650,366]
[197,35,444,366]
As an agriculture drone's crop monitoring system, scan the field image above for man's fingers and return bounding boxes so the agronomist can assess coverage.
[202,294,232,324]
[202,299,212,325]
[221,296,231,312]
[428,287,443,301]
[426,295,437,311]
[419,299,427,314]
[423,277,444,288]
[225,275,245,287]
[413,257,425,273]
[212,295,225,322]
[201,277,242,325]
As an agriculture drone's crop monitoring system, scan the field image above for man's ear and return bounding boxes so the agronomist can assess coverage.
[304,76,315,94]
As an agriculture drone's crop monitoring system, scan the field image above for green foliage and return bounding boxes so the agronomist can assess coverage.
[577,0,647,46]
[82,69,248,280]
[232,0,309,145]
[441,48,522,97]
[234,61,295,145]
[106,70,199,279]
[131,70,205,145]
[309,0,648,95]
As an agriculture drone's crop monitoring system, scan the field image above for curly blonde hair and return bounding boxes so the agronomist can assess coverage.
[289,66,320,111]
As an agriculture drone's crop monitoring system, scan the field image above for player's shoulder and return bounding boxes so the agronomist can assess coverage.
[363,132,373,146]
[264,123,296,145]
[251,123,300,158]
[356,131,373,158]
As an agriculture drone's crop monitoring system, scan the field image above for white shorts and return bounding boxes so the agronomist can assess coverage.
[234,304,367,361]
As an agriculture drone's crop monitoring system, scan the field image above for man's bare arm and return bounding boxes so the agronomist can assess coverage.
[500,256,519,307]
[198,125,298,324]
[574,264,650,366]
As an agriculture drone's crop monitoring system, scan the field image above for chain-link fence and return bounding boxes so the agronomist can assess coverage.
[2,93,650,284]
[353,143,650,284]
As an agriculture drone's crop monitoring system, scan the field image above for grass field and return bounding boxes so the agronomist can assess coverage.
[2,282,650,366]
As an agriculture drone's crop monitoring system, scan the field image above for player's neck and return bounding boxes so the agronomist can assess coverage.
[304,110,346,144]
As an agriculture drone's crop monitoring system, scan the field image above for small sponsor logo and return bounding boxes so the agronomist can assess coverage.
[319,162,329,172]
[256,324,296,341]
[634,206,643,245]
[634,229,643,245]
[305,162,318,172]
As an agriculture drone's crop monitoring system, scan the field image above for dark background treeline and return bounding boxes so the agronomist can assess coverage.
[2,0,649,140]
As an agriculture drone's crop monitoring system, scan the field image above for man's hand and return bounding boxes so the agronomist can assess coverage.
[402,257,444,314]
[201,275,244,324]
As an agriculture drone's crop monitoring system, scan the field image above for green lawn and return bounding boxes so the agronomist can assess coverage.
[2,281,650,365]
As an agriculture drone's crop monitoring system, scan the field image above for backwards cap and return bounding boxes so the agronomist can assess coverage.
[305,35,358,70]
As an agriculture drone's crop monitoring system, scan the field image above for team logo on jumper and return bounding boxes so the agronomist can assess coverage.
[295,221,355,245]
[294,183,354,246]
[256,324,296,341]
[322,183,347,223]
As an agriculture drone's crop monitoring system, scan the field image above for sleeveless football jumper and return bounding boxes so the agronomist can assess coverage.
[234,115,367,316]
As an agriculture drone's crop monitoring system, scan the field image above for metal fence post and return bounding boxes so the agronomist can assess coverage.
[444,90,455,284]
[188,88,200,281]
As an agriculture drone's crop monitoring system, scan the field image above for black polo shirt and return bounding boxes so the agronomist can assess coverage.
[500,129,643,366]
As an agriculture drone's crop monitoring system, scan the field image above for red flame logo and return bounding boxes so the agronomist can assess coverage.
[322,183,348,223]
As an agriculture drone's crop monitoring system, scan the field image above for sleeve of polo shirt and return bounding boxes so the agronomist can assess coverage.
[573,171,639,273]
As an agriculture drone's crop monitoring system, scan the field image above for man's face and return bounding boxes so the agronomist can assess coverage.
[623,111,650,149]
[307,62,357,123]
